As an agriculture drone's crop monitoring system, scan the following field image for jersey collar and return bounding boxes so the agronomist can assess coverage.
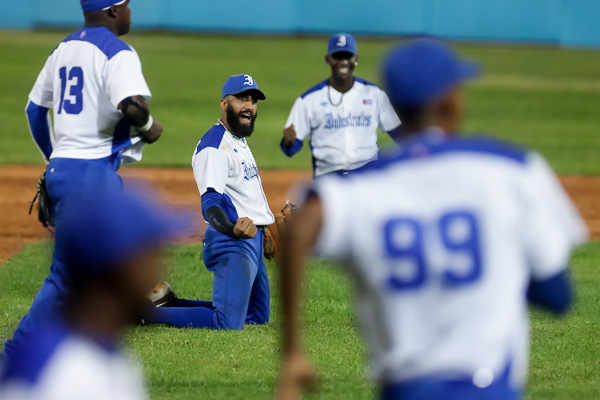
[328,79,356,96]
[218,120,248,148]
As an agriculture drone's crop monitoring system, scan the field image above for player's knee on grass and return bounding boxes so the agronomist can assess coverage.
[245,313,269,326]
[213,309,246,330]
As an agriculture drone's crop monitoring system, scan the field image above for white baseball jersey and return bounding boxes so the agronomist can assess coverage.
[285,78,400,176]
[312,134,587,388]
[0,324,147,400]
[28,26,151,160]
[192,122,275,226]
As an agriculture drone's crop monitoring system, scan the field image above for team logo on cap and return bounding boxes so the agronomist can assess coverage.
[336,35,347,47]
[80,31,86,39]
[244,75,254,86]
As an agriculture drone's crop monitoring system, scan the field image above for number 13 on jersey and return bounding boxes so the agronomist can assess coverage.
[383,210,482,291]
[58,66,84,115]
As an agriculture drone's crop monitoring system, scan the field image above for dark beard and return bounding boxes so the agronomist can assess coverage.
[226,104,257,138]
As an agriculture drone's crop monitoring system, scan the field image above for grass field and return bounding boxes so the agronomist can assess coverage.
[1,30,599,399]
[1,241,599,399]
[1,31,600,173]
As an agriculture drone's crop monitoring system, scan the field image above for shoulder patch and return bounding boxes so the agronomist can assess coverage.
[195,124,227,155]
[300,79,329,99]
[62,27,131,60]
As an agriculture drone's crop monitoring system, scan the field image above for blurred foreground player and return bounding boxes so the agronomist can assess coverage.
[281,33,401,177]
[277,40,588,400]
[0,190,182,400]
[4,0,163,360]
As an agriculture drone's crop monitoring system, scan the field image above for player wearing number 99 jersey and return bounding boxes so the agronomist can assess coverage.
[3,0,163,361]
[277,40,588,400]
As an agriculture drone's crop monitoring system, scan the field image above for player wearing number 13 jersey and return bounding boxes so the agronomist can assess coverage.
[277,40,588,400]
[3,0,163,361]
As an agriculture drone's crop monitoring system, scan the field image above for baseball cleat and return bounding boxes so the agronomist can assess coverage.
[147,281,178,307]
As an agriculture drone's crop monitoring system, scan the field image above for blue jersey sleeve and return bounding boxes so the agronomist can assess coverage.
[201,188,237,238]
[26,101,53,162]
[280,138,304,157]
[527,270,572,314]
[201,188,223,220]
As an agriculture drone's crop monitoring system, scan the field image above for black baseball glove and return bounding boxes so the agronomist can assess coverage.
[29,171,55,228]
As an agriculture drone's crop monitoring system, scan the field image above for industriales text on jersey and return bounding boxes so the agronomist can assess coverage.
[324,112,372,130]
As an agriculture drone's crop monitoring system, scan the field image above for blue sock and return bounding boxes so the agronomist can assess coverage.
[146,306,214,328]
[171,298,213,309]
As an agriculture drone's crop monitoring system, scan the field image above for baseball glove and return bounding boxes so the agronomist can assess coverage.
[264,201,298,262]
[29,171,55,229]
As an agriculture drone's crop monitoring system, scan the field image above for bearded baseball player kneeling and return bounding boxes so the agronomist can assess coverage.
[144,74,276,330]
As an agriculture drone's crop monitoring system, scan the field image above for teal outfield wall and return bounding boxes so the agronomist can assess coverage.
[1,0,600,47]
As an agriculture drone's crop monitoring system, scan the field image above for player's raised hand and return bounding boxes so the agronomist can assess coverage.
[233,217,258,239]
[282,124,297,147]
[276,350,317,400]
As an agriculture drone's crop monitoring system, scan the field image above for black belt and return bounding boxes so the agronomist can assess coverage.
[256,225,267,232]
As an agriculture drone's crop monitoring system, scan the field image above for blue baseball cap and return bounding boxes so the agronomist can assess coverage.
[221,74,266,100]
[81,0,126,12]
[382,39,480,108]
[56,188,187,278]
[328,33,358,55]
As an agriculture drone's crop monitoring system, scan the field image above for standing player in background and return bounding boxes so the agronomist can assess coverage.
[3,0,163,360]
[281,33,401,177]
[0,189,182,400]
[144,74,275,330]
[277,40,587,400]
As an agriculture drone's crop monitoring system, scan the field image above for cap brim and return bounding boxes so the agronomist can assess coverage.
[328,48,357,56]
[101,0,126,10]
[226,88,267,101]
[459,61,481,80]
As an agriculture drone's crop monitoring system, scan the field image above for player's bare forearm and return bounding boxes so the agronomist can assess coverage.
[279,194,323,353]
[280,219,306,353]
[277,350,317,400]
[119,95,149,126]
[278,195,322,399]
[118,95,163,144]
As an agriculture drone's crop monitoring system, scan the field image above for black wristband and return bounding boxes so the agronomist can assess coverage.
[205,205,236,238]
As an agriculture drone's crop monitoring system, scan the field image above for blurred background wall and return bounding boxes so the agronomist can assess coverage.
[1,0,599,47]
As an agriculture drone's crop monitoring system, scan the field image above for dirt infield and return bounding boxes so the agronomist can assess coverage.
[0,165,598,264]
[0,165,312,263]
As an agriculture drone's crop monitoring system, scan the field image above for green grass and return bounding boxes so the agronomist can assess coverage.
[1,30,599,399]
[2,241,599,399]
[1,31,600,173]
